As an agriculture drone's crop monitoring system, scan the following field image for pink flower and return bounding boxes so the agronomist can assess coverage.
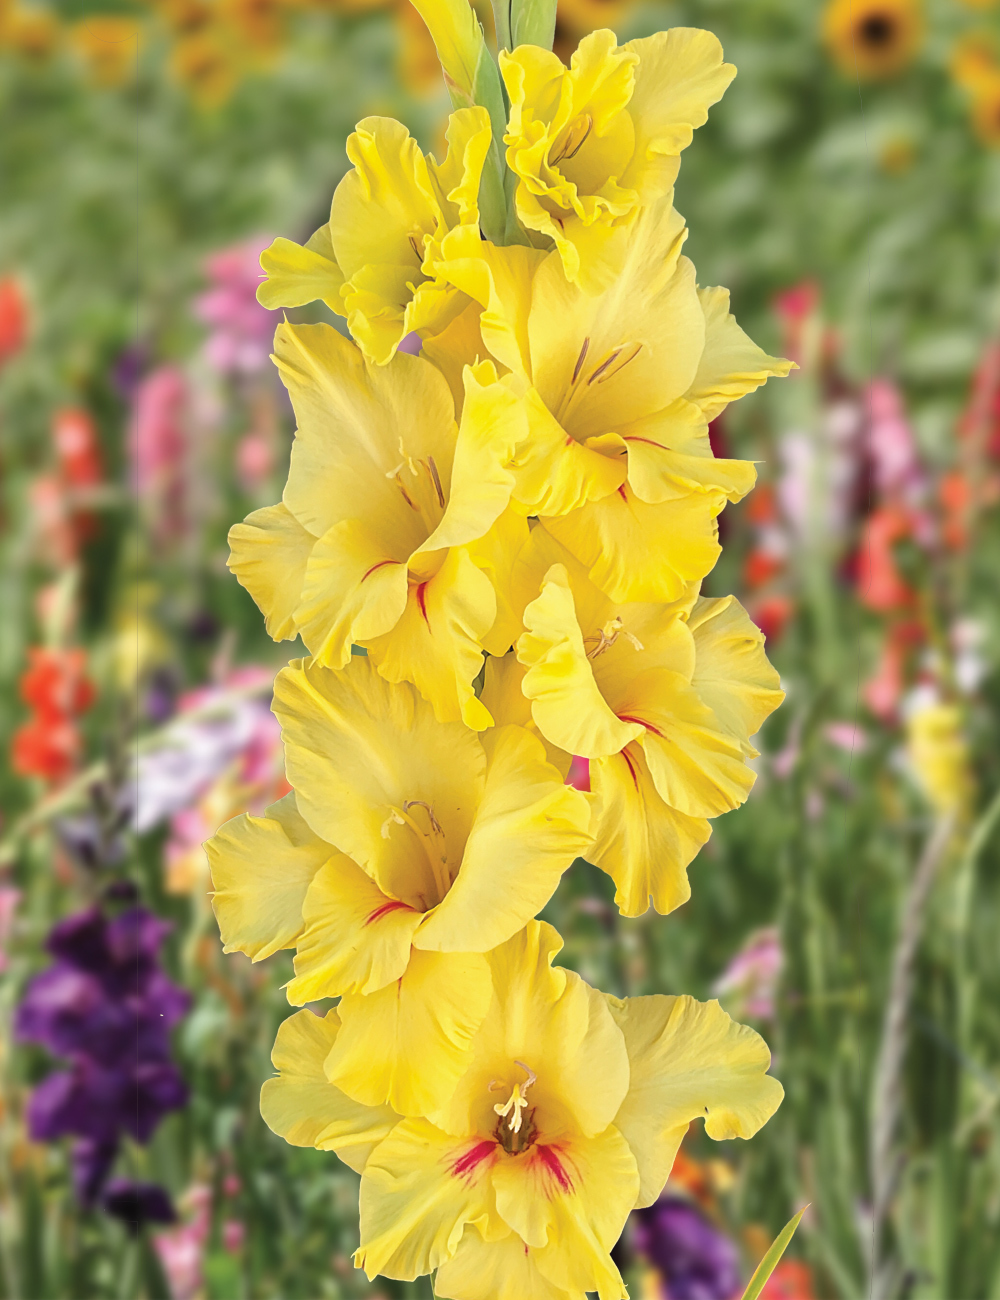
[195,238,277,376]
[566,755,590,792]
[235,430,274,492]
[222,1219,245,1253]
[867,380,925,505]
[129,367,187,543]
[824,722,868,754]
[713,927,783,1021]
[0,886,21,974]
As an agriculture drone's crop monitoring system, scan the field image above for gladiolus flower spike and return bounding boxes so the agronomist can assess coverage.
[212,7,792,1294]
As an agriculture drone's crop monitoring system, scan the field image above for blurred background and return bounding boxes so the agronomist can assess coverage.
[2,0,1000,1295]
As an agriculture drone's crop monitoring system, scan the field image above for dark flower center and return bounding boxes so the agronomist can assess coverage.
[859,13,897,48]
[495,1108,537,1155]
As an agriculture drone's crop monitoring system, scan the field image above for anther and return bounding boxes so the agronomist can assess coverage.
[587,343,643,386]
[403,800,443,836]
[491,1061,537,1135]
[426,456,445,508]
[572,337,590,384]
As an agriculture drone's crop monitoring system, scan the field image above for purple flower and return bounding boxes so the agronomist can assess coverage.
[633,1196,741,1300]
[102,1179,176,1234]
[16,905,189,1206]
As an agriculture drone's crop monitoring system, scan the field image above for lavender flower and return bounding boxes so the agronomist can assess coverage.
[16,904,189,1207]
[633,1195,741,1300]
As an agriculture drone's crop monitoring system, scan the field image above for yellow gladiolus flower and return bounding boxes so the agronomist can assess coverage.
[256,108,492,364]
[499,28,734,292]
[207,658,592,1114]
[439,204,790,602]
[511,529,783,914]
[905,700,974,817]
[354,921,783,1296]
[228,323,528,728]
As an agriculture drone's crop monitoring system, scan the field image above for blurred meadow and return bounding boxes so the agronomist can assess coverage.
[3,0,1000,1296]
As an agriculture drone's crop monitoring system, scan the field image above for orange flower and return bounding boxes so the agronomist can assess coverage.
[856,506,916,611]
[0,277,27,363]
[822,0,923,79]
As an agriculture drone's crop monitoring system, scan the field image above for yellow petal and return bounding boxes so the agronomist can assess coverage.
[366,547,496,730]
[588,745,710,916]
[272,656,484,906]
[435,1229,575,1300]
[429,104,493,227]
[510,387,627,518]
[626,669,757,817]
[527,217,700,443]
[327,949,493,1116]
[286,856,423,1003]
[685,286,793,422]
[257,233,345,312]
[542,481,723,603]
[420,300,489,415]
[437,227,546,379]
[619,398,756,505]
[207,793,331,962]
[517,565,643,758]
[606,993,784,1207]
[276,321,455,550]
[413,726,591,953]
[227,503,314,642]
[260,1008,397,1173]
[437,922,629,1141]
[294,518,409,666]
[464,506,531,657]
[491,1127,635,1300]
[687,596,784,750]
[357,1117,503,1280]
[480,654,573,778]
[421,362,527,554]
[407,0,485,100]
[620,29,736,203]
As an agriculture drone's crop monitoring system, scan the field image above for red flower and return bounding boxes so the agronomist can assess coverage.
[749,595,793,644]
[0,277,27,364]
[760,1258,816,1300]
[20,648,94,720]
[11,715,80,782]
[744,549,784,590]
[856,506,916,612]
[53,408,102,490]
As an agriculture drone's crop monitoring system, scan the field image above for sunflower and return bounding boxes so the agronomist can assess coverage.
[971,70,1000,145]
[69,16,142,87]
[951,31,1000,90]
[169,31,240,106]
[822,0,923,79]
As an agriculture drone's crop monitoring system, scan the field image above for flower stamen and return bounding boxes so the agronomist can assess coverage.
[491,1061,536,1134]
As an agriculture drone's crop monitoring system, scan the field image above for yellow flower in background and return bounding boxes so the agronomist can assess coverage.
[228,324,527,727]
[69,16,141,87]
[355,922,783,1297]
[510,529,783,914]
[157,0,215,39]
[169,29,240,105]
[220,0,288,55]
[257,109,491,364]
[906,700,974,817]
[822,0,923,80]
[950,31,999,90]
[970,70,1000,144]
[0,3,59,56]
[207,657,592,1114]
[499,28,734,292]
[439,203,790,604]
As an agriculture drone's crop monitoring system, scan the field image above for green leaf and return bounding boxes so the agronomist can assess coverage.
[738,1206,809,1300]
[509,0,557,51]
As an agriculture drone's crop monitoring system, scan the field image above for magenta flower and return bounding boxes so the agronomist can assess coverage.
[195,238,277,376]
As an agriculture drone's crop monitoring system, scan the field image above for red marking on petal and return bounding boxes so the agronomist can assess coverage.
[451,1140,496,1181]
[618,712,664,739]
[617,485,628,502]
[416,582,430,625]
[534,1144,573,1194]
[361,559,400,583]
[620,746,640,790]
[365,900,412,926]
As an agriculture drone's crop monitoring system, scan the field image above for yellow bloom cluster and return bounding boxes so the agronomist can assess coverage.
[209,10,790,1295]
